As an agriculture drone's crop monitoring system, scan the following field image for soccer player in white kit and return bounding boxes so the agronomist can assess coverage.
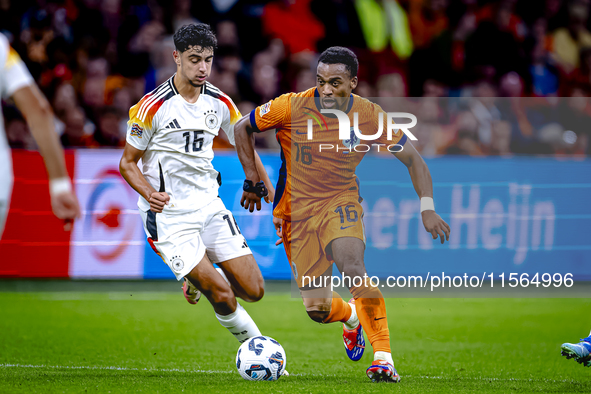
[119,24,274,344]
[0,33,80,237]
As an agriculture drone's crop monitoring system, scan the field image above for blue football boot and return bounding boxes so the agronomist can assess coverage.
[342,298,365,361]
[561,335,591,367]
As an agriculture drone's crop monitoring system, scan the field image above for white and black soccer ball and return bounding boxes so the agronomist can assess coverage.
[236,336,286,381]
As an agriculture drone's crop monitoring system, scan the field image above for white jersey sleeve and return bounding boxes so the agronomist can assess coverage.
[126,80,178,150]
[0,34,34,99]
[125,93,161,151]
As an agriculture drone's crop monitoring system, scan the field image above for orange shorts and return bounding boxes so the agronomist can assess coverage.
[281,195,365,289]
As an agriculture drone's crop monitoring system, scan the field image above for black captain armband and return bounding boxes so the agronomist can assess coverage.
[243,180,268,198]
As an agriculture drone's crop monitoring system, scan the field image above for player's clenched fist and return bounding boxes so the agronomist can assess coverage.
[51,192,81,231]
[149,191,170,213]
[241,179,273,213]
[240,191,261,213]
[421,211,451,244]
[240,188,273,212]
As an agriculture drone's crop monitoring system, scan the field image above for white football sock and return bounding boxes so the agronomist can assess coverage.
[216,267,231,286]
[374,351,394,365]
[216,303,262,343]
[343,303,359,330]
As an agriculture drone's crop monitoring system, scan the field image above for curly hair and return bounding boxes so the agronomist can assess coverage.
[173,23,217,53]
[318,47,358,78]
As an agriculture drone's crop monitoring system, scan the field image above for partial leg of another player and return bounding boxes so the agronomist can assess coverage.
[185,253,262,343]
[561,331,591,367]
[331,236,400,383]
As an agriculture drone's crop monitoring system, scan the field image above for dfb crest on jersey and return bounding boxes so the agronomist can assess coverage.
[205,111,218,129]
[341,127,360,151]
[171,256,184,272]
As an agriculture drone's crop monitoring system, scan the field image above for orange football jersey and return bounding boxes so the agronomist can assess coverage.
[250,87,407,221]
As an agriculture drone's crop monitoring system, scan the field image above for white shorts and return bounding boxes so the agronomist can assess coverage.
[139,197,252,280]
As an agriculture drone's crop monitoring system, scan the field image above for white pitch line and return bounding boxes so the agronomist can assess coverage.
[0,364,233,374]
[0,364,584,383]
[402,374,582,384]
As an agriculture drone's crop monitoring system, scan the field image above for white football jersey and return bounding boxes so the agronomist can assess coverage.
[0,33,34,217]
[126,77,242,213]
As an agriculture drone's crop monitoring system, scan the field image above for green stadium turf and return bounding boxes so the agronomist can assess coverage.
[1,281,590,393]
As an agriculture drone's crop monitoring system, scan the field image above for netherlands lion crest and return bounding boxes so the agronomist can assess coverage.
[341,127,360,152]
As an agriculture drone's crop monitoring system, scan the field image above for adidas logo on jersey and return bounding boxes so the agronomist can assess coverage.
[241,241,249,249]
[165,119,181,129]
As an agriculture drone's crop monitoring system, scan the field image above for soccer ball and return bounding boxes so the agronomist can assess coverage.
[236,336,286,381]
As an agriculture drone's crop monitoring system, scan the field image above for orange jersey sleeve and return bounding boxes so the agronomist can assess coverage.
[249,93,296,132]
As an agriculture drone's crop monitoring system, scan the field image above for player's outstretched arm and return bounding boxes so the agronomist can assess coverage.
[393,141,450,244]
[235,115,264,212]
[12,84,81,230]
[119,143,169,213]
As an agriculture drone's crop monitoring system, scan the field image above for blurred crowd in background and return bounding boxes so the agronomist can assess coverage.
[2,0,591,156]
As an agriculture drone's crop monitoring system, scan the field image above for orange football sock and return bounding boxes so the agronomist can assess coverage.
[323,291,353,323]
[350,282,391,353]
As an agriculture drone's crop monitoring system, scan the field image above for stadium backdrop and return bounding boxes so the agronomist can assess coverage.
[0,149,589,280]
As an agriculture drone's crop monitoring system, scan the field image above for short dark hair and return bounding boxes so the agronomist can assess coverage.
[173,23,217,53]
[318,47,358,78]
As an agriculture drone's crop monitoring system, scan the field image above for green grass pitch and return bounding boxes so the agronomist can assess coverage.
[1,281,590,393]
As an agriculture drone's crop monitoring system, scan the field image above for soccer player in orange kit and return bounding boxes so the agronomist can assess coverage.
[234,47,450,382]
